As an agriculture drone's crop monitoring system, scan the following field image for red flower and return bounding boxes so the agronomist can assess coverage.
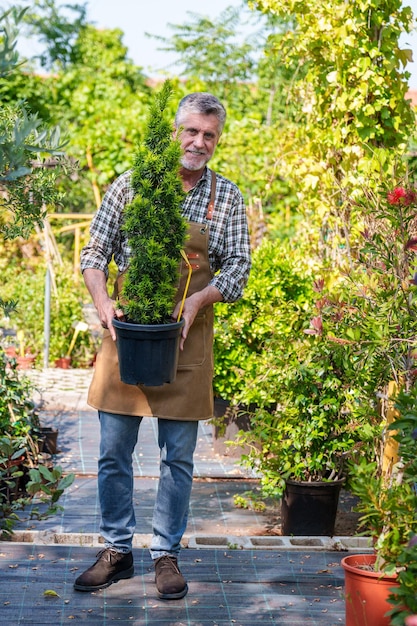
[387,187,417,206]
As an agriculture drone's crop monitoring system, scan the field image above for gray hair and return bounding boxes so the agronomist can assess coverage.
[175,92,226,134]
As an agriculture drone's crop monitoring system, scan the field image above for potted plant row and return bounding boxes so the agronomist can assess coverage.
[0,331,73,536]
[112,80,188,387]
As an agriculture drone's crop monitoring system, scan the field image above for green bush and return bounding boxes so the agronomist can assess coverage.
[213,237,314,406]
[2,260,96,367]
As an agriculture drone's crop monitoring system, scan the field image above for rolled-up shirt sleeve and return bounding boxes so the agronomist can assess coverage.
[209,190,251,302]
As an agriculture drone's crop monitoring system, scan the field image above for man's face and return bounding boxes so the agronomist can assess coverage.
[176,113,221,172]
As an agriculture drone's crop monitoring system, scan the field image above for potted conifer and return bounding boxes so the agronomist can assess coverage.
[112,80,188,386]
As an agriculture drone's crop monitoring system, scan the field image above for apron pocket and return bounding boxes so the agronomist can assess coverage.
[177,312,206,368]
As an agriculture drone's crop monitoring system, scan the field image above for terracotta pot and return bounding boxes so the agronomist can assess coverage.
[341,553,399,626]
[16,355,36,370]
[55,356,71,369]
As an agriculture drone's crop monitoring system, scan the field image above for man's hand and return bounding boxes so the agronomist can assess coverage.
[96,297,125,341]
[173,285,223,351]
[83,268,124,341]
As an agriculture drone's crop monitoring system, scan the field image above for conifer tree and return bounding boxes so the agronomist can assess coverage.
[120,81,187,324]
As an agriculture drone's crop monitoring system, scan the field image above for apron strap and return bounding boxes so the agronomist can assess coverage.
[206,171,217,220]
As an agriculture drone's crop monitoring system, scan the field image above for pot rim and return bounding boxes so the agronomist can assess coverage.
[112,318,184,332]
[285,477,346,487]
[341,553,398,580]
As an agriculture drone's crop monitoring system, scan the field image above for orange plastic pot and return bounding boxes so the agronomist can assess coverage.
[341,553,398,626]
[55,356,71,369]
[16,355,36,370]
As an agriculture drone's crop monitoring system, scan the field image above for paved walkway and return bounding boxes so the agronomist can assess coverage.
[1,367,372,625]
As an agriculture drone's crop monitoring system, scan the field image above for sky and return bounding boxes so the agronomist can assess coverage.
[83,0,247,76]
[79,0,417,88]
[12,0,417,89]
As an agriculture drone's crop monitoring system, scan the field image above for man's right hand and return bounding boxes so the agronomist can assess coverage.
[83,268,124,341]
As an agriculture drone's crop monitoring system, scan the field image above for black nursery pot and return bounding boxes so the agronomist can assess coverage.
[113,318,184,387]
[281,478,345,536]
[39,427,60,455]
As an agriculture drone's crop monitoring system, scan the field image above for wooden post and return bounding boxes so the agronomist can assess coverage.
[74,226,81,284]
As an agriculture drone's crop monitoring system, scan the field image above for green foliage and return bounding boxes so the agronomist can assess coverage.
[0,6,26,76]
[1,259,96,367]
[306,179,417,394]
[0,7,68,239]
[0,347,75,535]
[44,24,150,210]
[233,491,266,512]
[0,352,39,438]
[213,237,314,404]
[349,388,417,576]
[238,330,381,497]
[253,0,414,145]
[150,6,257,107]
[388,537,417,624]
[121,80,187,324]
[224,174,417,499]
[1,4,150,213]
[21,0,88,70]
[0,435,29,535]
[250,0,416,260]
[150,5,295,125]
[26,463,74,513]
[213,117,296,213]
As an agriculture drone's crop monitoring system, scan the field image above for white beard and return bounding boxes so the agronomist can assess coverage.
[180,153,209,171]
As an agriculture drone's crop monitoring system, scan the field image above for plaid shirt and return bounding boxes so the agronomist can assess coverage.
[81,167,251,302]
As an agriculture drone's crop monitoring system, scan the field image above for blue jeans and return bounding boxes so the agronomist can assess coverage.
[98,411,198,558]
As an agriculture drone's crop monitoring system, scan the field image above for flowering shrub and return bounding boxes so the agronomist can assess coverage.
[236,181,417,503]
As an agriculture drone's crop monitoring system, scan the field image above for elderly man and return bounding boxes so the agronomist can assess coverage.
[75,92,251,599]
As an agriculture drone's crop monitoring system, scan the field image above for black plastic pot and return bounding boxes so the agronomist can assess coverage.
[39,427,60,455]
[281,478,345,536]
[113,318,184,386]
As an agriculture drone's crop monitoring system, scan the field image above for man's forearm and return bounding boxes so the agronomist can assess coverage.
[192,285,223,310]
[83,268,109,308]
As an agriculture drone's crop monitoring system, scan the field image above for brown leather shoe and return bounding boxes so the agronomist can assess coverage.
[74,548,134,591]
[154,555,188,599]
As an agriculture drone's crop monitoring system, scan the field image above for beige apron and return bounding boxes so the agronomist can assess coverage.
[87,175,216,421]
